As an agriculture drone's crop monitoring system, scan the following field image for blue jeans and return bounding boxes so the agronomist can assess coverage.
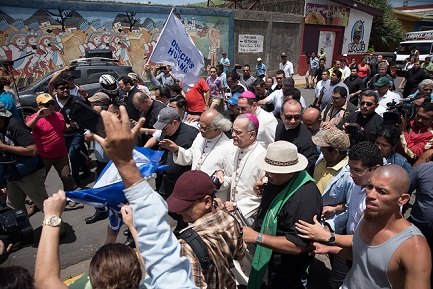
[65,133,90,182]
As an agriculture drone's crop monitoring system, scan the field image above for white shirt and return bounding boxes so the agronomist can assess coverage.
[279,61,294,78]
[342,66,351,79]
[174,132,234,177]
[265,89,306,117]
[378,90,401,109]
[221,142,266,219]
[254,107,277,149]
[346,185,366,235]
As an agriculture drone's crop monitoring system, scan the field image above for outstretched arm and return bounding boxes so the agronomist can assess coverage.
[34,191,68,289]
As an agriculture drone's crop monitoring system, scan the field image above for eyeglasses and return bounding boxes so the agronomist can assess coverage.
[231,128,254,136]
[275,77,283,80]
[163,121,173,130]
[197,123,214,131]
[42,100,55,108]
[360,101,375,107]
[243,70,250,72]
[349,167,372,176]
[283,115,301,121]
[57,86,68,90]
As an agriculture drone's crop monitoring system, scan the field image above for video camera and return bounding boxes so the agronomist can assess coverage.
[0,202,33,252]
[384,99,416,126]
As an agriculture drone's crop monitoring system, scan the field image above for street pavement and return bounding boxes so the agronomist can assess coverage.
[3,76,405,287]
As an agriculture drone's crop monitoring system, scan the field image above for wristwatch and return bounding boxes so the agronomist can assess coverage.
[42,215,62,227]
[256,233,263,245]
[328,231,336,245]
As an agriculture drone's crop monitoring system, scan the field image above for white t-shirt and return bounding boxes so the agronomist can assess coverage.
[279,61,294,78]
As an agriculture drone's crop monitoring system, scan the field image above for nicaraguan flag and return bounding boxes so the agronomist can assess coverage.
[65,147,167,210]
[148,9,204,87]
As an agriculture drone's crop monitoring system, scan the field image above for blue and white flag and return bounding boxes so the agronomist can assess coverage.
[148,9,204,87]
[65,147,167,210]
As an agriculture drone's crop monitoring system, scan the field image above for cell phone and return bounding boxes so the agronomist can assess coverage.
[235,65,242,69]
[69,100,106,137]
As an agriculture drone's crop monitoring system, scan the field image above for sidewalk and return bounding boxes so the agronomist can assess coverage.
[293,74,307,88]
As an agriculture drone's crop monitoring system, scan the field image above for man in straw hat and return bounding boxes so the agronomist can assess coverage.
[242,140,322,289]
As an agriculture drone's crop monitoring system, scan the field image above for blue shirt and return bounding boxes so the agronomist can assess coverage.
[0,91,21,119]
[256,63,267,77]
[124,179,198,289]
[310,57,319,69]
[220,57,230,72]
[386,151,411,173]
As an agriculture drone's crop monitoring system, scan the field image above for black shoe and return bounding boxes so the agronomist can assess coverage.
[79,171,92,181]
[124,235,135,248]
[85,208,108,224]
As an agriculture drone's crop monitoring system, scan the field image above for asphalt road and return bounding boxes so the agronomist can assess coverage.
[0,77,404,287]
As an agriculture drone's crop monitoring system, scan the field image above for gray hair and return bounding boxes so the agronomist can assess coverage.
[236,114,258,135]
[210,111,232,132]
[419,79,433,90]
[378,62,388,70]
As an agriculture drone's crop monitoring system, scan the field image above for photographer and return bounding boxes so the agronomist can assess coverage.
[397,102,433,165]
[154,65,178,87]
[0,102,48,213]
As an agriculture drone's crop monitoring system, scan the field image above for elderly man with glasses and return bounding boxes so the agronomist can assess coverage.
[162,109,233,199]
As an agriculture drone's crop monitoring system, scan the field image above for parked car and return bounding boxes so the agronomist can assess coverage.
[17,57,137,117]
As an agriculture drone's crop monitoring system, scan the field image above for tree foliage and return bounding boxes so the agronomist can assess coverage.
[356,0,405,52]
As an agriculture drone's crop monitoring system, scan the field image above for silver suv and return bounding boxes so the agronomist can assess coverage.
[18,57,136,117]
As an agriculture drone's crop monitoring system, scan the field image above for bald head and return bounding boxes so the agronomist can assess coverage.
[302,107,321,133]
[373,165,410,195]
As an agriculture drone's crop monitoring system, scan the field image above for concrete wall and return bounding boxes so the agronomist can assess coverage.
[233,10,303,75]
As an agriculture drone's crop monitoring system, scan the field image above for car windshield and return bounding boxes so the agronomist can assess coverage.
[397,43,432,55]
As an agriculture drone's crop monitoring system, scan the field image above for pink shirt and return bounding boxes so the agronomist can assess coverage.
[26,111,68,158]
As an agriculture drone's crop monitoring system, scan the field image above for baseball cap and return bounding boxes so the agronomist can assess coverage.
[312,128,350,151]
[226,92,241,105]
[36,93,54,105]
[153,106,180,130]
[0,102,12,118]
[257,58,262,62]
[281,52,287,57]
[166,170,215,213]
[373,77,391,87]
[343,53,348,57]
[88,92,110,104]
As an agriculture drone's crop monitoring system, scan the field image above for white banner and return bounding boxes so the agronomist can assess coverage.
[238,34,264,53]
[149,10,204,86]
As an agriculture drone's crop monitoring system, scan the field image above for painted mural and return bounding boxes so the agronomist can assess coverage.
[0,6,230,88]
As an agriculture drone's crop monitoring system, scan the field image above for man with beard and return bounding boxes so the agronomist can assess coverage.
[399,60,427,98]
[344,66,365,106]
[306,165,431,289]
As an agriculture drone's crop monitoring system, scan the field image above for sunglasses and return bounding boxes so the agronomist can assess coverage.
[283,115,301,120]
[275,77,283,80]
[360,101,375,107]
[42,100,55,108]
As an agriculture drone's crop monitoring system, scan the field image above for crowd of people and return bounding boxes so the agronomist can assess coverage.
[0,48,433,289]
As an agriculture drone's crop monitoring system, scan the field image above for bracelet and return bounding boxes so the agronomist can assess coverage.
[144,128,149,135]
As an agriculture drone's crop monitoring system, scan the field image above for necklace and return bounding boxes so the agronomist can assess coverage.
[196,133,223,170]
[231,142,257,202]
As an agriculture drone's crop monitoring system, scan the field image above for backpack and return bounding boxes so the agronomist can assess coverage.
[177,227,219,289]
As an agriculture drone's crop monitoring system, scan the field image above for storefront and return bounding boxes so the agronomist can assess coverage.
[298,0,382,75]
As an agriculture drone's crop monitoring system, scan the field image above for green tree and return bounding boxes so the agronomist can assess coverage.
[357,0,405,52]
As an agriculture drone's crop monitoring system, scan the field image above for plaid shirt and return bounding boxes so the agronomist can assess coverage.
[179,209,245,289]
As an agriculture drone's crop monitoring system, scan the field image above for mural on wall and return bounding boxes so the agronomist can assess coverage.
[305,3,350,27]
[0,6,230,87]
[342,9,372,55]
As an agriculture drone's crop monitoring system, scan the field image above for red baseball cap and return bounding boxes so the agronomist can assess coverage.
[166,170,214,213]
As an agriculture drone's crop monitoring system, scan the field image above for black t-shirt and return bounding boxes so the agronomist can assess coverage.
[1,117,34,147]
[254,180,322,288]
[139,100,166,146]
[158,122,198,197]
[344,75,365,94]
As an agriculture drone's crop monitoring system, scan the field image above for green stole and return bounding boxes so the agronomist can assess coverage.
[247,170,313,289]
